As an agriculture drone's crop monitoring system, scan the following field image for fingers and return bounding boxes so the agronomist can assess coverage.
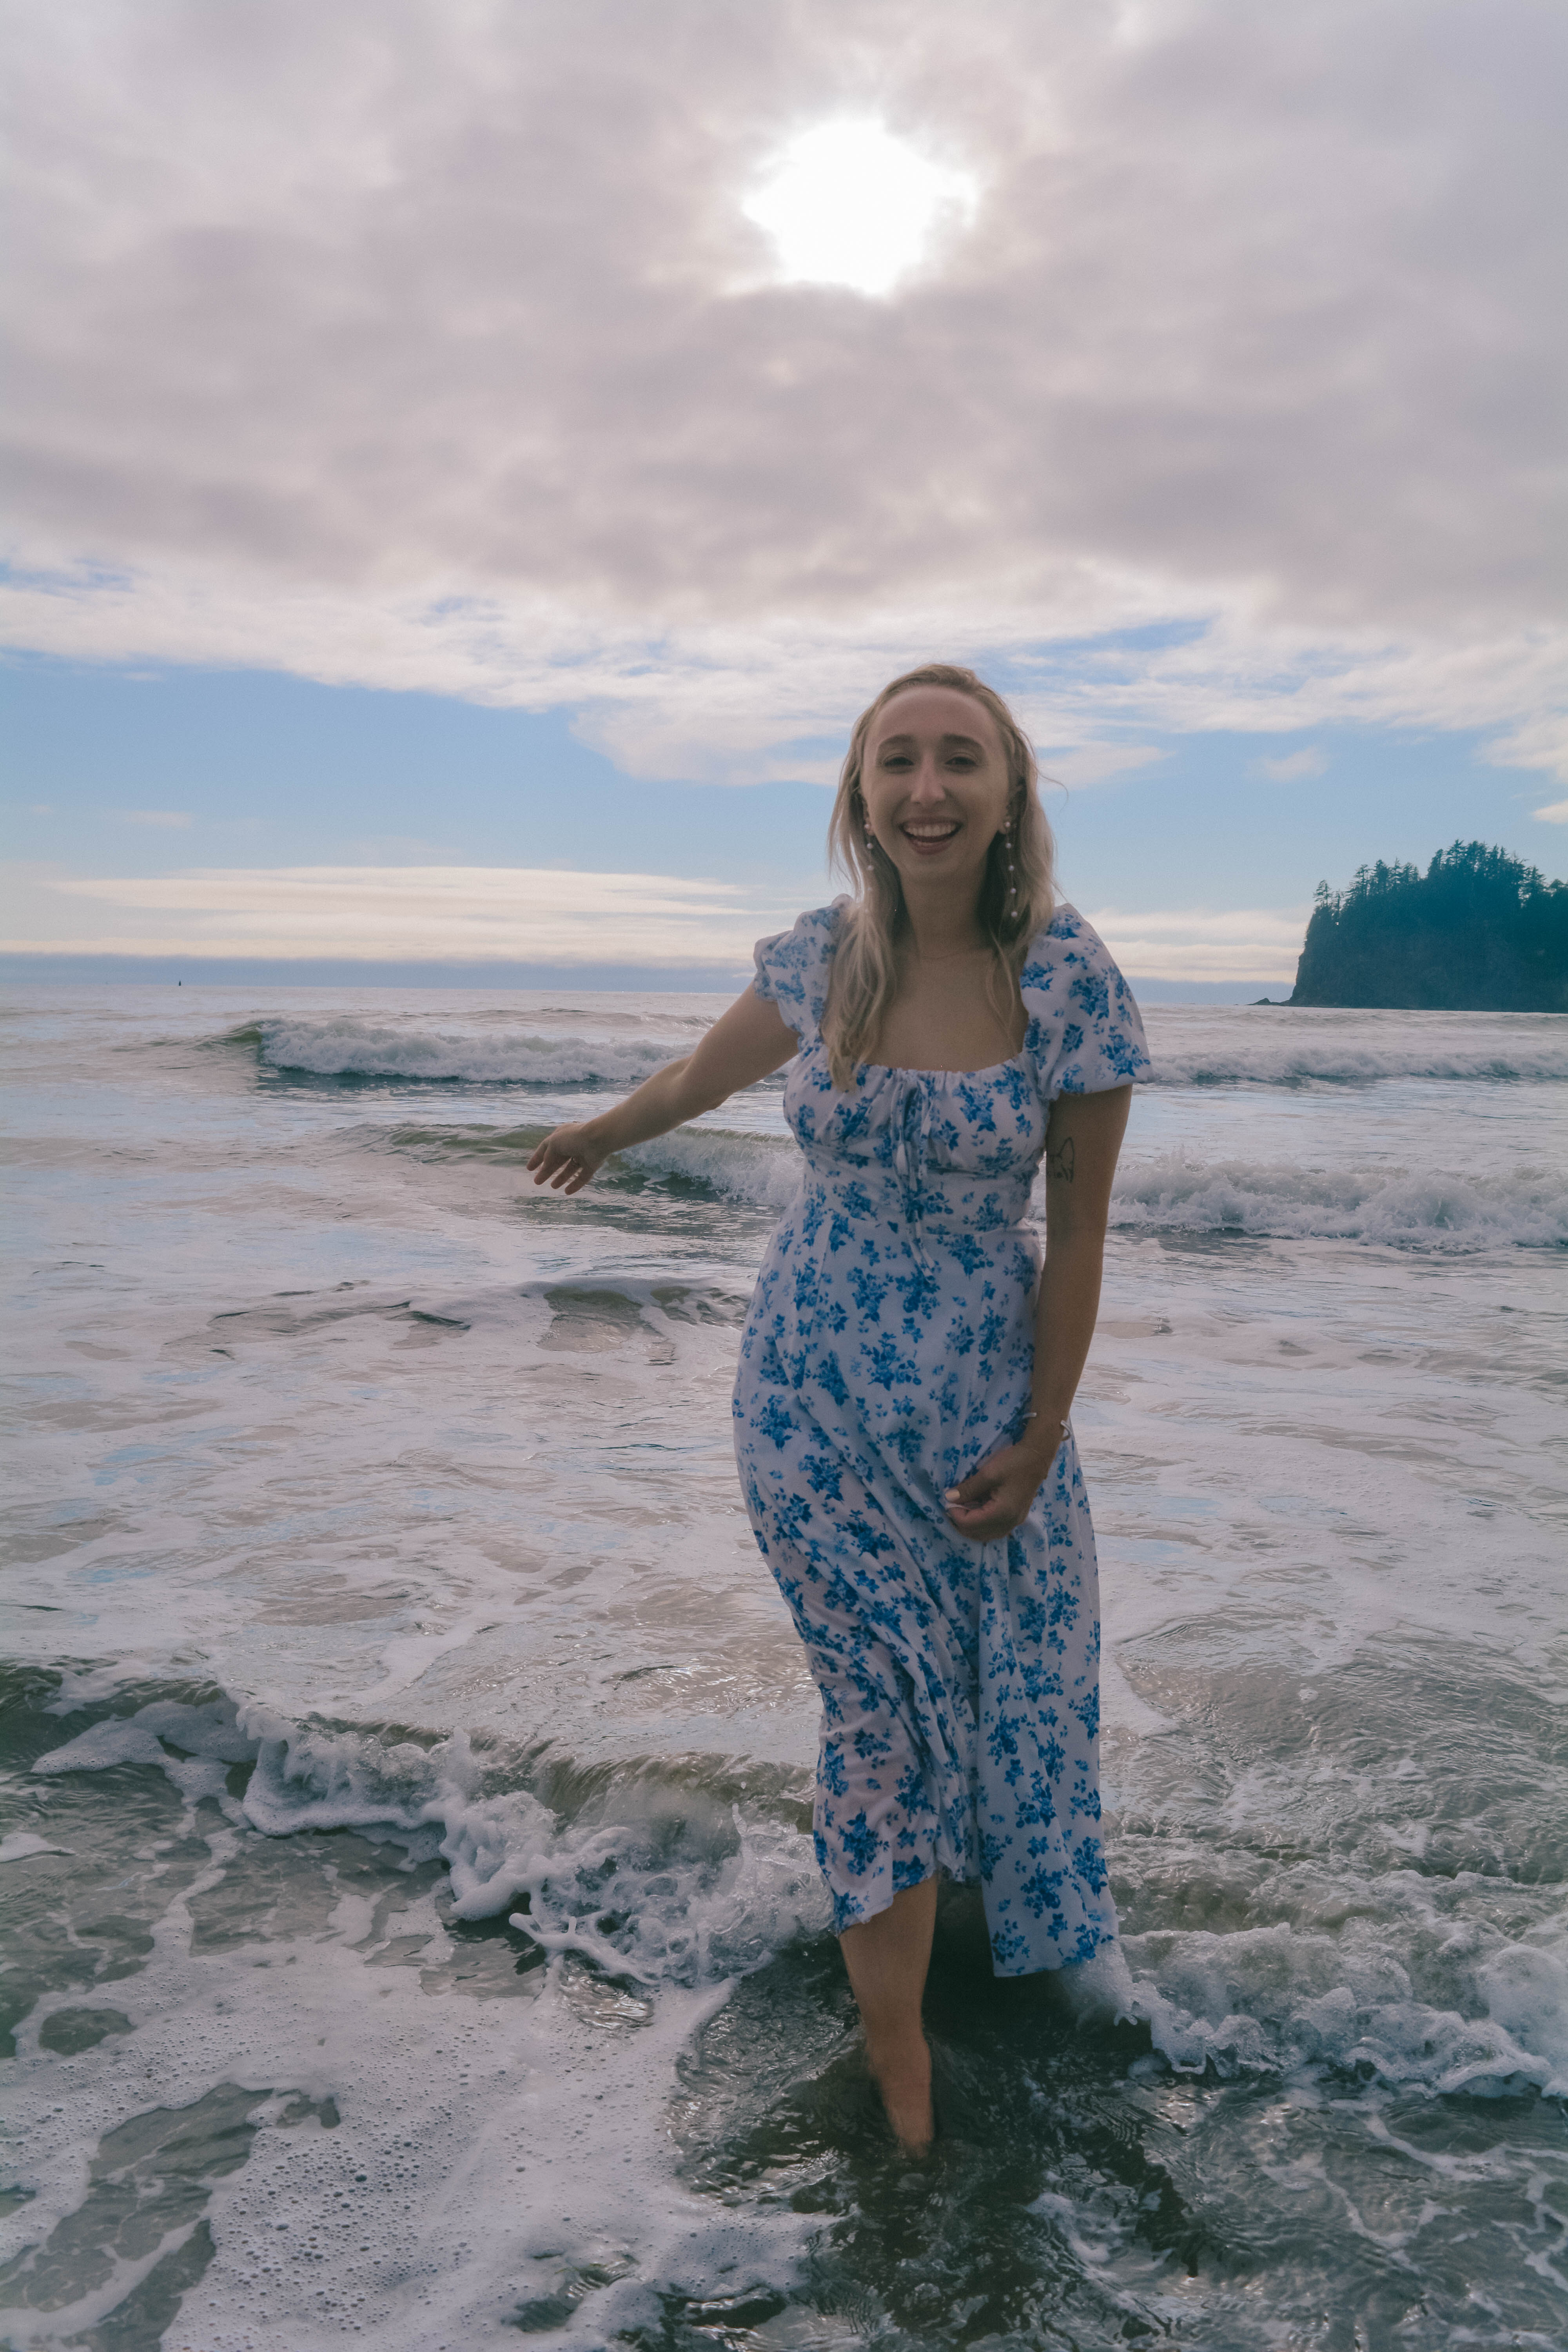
[942,1455,1032,1540]
[943,1488,1020,1540]
[948,1488,1006,1518]
[941,1437,1043,1530]
[526,1130,595,1190]
[947,1503,1020,1541]
[944,1469,1002,1513]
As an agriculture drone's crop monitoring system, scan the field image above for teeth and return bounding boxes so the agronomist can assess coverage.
[904,824,959,839]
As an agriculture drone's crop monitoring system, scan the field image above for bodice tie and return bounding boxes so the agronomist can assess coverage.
[890,1074,935,1259]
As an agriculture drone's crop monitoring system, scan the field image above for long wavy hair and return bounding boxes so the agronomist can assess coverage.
[820,663,1057,1091]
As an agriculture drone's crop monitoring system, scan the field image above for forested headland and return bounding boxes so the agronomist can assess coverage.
[1288,841,1568,1011]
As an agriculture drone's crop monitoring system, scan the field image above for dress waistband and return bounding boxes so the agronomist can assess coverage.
[800,1156,1034,1216]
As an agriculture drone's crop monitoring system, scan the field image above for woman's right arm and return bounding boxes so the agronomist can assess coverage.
[526,984,799,1194]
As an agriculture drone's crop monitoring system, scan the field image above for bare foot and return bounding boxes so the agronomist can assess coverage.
[869,2041,934,2153]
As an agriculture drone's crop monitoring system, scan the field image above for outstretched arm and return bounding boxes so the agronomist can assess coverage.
[944,1083,1132,1542]
[526,984,799,1194]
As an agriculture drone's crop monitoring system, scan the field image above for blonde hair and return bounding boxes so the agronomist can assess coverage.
[821,663,1057,1090]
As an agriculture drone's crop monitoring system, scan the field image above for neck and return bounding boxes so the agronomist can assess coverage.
[900,880,988,963]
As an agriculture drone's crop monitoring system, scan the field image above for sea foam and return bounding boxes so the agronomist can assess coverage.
[31,1695,1568,2104]
[372,1117,1568,1249]
[219,1012,1568,1090]
[1143,1031,1568,1087]
[630,1134,1568,1250]
[34,1698,829,1990]
[1107,1152,1568,1250]
[229,1017,684,1087]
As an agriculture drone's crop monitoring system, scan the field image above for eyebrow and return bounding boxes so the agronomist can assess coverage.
[874,731,988,752]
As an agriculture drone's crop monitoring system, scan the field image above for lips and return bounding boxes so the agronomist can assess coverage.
[900,820,961,851]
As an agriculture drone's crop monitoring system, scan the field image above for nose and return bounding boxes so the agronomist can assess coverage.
[906,751,947,805]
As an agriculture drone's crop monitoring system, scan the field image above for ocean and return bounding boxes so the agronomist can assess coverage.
[2,982,1565,2352]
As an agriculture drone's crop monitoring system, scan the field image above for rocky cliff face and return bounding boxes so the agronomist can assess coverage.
[1290,842,1568,1011]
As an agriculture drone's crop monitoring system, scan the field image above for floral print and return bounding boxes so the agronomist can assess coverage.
[733,899,1151,1975]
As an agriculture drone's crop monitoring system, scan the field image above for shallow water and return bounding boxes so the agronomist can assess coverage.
[2,986,1565,2350]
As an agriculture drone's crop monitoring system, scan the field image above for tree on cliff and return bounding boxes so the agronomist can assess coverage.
[1289,841,1568,1011]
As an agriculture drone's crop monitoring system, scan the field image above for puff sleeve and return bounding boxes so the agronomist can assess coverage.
[750,901,845,1048]
[1019,904,1152,1100]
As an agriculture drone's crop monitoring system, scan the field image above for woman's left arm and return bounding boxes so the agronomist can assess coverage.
[944,1085,1132,1542]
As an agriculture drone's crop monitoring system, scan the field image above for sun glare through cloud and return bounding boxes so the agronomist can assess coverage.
[742,118,977,297]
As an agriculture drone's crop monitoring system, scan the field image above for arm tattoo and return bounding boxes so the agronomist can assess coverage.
[1046,1134,1075,1184]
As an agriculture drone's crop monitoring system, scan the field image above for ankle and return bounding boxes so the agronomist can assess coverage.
[864,2029,930,2083]
[868,2044,935,2152]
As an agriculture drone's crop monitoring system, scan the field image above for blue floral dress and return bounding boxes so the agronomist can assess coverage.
[734,900,1151,1975]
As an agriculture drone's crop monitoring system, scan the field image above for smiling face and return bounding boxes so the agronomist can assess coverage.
[860,685,1014,906]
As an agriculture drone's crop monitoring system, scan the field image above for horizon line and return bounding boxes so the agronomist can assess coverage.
[0,950,1294,1004]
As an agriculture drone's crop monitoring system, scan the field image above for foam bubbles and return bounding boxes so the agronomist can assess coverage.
[612,1131,1568,1250]
[35,1699,831,1994]
[242,1015,681,1088]
[1141,1005,1568,1087]
[6,980,1566,2347]
[622,1128,802,1212]
[1479,1944,1568,2087]
[1107,1152,1568,1250]
[31,1694,1567,2104]
[220,1003,1568,1093]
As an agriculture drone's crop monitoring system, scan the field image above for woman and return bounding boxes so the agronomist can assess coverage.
[528,663,1149,2151]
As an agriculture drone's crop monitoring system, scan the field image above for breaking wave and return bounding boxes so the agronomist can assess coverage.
[1145,1031,1568,1087]
[370,1119,1568,1250]
[212,1013,1568,1090]
[1107,1152,1568,1251]
[220,1017,688,1088]
[635,1134,1568,1252]
[31,1690,1568,2102]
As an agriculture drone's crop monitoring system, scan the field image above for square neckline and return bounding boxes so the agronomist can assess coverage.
[783,899,1041,1087]
[852,1047,1033,1083]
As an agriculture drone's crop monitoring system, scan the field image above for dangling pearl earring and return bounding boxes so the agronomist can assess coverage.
[1005,821,1018,919]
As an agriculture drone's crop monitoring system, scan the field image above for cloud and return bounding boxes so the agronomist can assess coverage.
[6,560,1563,788]
[2,0,1564,776]
[0,862,802,965]
[1252,748,1327,783]
[1,858,1306,979]
[1533,798,1568,824]
[1031,744,1167,790]
[116,808,192,827]
[1086,903,1308,983]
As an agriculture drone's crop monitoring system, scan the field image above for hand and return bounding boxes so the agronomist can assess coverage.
[526,1122,608,1194]
[943,1435,1061,1543]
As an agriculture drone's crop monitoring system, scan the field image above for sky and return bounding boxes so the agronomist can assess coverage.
[2,0,1565,994]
